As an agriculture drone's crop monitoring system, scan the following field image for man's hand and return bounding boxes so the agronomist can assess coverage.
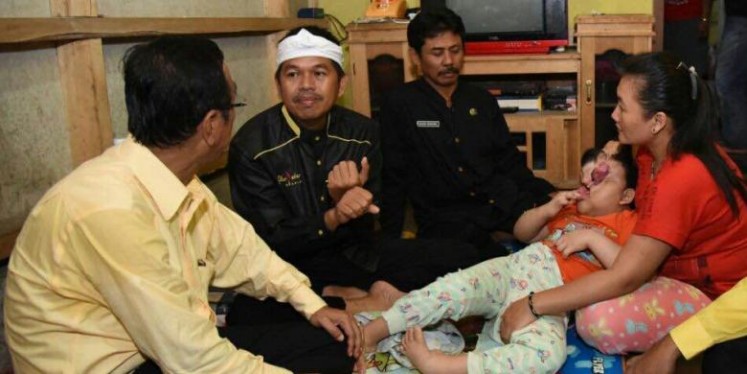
[310,307,362,359]
[626,334,680,374]
[499,296,537,343]
[327,157,370,203]
[336,186,379,219]
[323,185,380,231]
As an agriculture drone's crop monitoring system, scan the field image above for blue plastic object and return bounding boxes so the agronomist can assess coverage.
[560,324,625,374]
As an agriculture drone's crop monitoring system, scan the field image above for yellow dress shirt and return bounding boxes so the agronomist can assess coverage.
[670,277,747,359]
[4,138,327,373]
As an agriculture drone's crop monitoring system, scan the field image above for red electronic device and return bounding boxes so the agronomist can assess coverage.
[465,39,569,55]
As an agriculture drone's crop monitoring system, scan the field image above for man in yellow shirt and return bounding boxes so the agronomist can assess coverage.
[3,36,360,373]
[626,277,747,373]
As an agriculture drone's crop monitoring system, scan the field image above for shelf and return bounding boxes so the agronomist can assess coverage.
[0,17,327,45]
[504,111,577,119]
[596,102,617,109]
[463,52,581,75]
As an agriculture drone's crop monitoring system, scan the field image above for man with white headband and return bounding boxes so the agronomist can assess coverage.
[228,26,482,325]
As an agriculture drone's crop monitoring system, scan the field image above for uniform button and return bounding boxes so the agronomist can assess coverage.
[315,136,321,141]
[489,199,495,204]
[320,196,325,202]
[458,166,464,173]
[317,229,324,236]
[316,160,322,166]
[469,191,476,197]
[454,137,460,144]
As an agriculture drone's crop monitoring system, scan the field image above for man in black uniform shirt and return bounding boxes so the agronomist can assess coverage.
[379,8,555,255]
[227,26,479,323]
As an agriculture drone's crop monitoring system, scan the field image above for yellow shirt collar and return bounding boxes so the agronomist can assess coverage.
[120,137,191,220]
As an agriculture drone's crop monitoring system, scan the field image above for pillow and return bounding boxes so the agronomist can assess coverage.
[575,276,711,354]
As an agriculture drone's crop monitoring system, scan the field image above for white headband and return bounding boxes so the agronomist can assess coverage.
[276,28,343,68]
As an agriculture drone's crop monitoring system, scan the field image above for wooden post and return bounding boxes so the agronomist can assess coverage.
[653,0,664,51]
[50,0,113,167]
[265,0,291,104]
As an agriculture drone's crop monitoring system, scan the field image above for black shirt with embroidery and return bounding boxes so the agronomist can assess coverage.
[228,103,381,266]
[379,79,555,237]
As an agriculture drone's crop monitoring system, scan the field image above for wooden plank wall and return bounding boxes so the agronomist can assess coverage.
[52,0,114,167]
[0,1,324,260]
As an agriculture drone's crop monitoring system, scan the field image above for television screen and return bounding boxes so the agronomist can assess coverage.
[422,0,568,53]
[446,0,544,34]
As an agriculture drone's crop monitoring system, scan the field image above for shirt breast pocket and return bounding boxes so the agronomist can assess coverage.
[196,258,215,293]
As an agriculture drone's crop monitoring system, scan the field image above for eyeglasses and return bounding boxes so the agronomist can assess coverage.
[229,102,247,109]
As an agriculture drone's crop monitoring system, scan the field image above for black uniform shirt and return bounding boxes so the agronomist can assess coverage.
[379,79,554,236]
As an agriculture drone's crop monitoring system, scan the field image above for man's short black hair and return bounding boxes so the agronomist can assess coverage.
[407,8,466,54]
[123,36,231,148]
[274,26,345,81]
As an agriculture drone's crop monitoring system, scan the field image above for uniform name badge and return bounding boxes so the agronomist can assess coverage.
[416,120,440,128]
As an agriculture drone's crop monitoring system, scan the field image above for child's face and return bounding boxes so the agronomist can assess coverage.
[580,161,595,189]
[576,158,633,216]
[580,141,620,189]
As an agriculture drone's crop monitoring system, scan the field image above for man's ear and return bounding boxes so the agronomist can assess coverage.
[275,77,282,98]
[198,109,224,147]
[337,75,348,98]
[619,188,636,206]
[408,47,421,71]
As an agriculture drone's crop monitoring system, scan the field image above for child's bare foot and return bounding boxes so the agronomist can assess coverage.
[402,327,468,374]
[402,327,437,372]
[322,285,368,299]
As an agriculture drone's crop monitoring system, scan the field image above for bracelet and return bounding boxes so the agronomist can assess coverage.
[527,291,541,319]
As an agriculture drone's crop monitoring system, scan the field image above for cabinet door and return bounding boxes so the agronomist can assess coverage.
[577,14,655,150]
[506,114,579,188]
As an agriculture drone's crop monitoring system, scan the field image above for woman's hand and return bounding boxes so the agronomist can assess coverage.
[499,296,537,343]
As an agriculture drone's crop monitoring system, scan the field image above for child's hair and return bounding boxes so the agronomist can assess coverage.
[581,148,602,166]
[581,145,638,191]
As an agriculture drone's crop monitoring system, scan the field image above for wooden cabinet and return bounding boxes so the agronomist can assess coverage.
[576,14,656,152]
[345,15,653,189]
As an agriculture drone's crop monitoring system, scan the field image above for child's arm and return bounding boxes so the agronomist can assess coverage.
[555,229,621,268]
[513,191,581,243]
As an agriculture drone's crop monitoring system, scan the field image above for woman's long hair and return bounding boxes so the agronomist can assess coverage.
[620,52,747,215]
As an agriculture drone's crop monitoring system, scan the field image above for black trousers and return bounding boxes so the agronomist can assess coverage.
[135,323,354,373]
[702,335,747,373]
[228,237,486,326]
[418,220,511,260]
